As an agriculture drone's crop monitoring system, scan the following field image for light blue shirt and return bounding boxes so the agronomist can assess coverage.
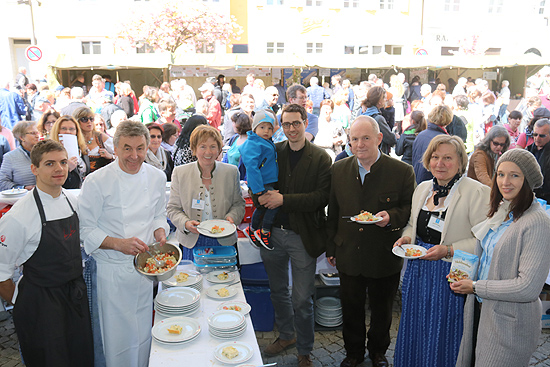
[357,150,381,184]
[477,212,514,302]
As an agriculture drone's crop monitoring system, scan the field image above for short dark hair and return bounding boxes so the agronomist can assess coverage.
[286,84,307,101]
[31,140,66,167]
[281,103,307,122]
[508,110,522,120]
[232,112,252,135]
[454,95,469,110]
[488,174,533,220]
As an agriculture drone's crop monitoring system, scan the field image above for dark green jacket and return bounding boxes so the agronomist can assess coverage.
[326,153,416,278]
[276,139,332,258]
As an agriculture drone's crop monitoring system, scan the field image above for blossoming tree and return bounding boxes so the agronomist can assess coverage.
[116,0,242,62]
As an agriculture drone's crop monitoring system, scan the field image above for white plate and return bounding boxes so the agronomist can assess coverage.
[207,270,238,284]
[206,284,238,300]
[197,219,236,238]
[316,297,342,310]
[209,329,246,339]
[155,306,200,318]
[156,287,201,307]
[214,341,254,365]
[208,310,245,330]
[392,244,427,259]
[350,215,383,224]
[162,272,202,288]
[1,189,27,197]
[151,316,201,343]
[217,301,251,315]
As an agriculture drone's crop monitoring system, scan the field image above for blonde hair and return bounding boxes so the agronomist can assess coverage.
[428,105,453,127]
[422,135,468,174]
[50,115,88,155]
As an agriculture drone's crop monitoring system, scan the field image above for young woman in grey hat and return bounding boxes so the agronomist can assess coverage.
[452,148,550,367]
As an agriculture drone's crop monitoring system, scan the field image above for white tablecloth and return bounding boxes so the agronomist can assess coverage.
[148,263,263,367]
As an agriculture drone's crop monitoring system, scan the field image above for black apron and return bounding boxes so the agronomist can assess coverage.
[12,189,94,367]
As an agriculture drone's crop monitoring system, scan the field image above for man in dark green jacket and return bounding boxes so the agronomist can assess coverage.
[258,104,331,367]
[327,116,415,367]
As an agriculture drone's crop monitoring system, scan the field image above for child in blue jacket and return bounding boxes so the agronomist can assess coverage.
[238,109,278,250]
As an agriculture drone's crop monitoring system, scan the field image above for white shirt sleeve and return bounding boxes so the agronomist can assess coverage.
[78,176,110,255]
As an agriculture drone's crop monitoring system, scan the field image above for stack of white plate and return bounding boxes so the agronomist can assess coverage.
[162,271,203,292]
[208,310,247,339]
[315,296,343,327]
[154,287,201,317]
[152,316,201,345]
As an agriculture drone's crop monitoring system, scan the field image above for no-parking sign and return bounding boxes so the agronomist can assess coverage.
[415,48,428,56]
[25,45,42,62]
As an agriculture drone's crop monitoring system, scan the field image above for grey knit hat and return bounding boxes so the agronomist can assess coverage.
[496,149,543,189]
[252,109,276,132]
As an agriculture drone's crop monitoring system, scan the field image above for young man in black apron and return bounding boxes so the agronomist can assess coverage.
[0,140,93,367]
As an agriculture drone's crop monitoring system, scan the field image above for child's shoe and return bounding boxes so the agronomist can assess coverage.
[243,226,262,248]
[255,229,274,250]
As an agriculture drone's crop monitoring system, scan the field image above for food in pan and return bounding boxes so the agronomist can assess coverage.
[141,252,177,274]
[221,346,239,359]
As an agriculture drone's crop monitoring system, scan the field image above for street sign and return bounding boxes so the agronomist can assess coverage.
[25,45,42,62]
[416,49,428,56]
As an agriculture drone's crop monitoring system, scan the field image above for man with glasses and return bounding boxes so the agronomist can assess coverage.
[285,84,319,141]
[527,118,550,201]
[258,104,331,367]
[256,86,280,114]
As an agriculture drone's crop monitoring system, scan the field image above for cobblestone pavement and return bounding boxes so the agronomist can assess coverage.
[1,300,549,367]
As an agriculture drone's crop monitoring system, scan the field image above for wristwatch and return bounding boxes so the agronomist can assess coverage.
[445,245,453,259]
[472,281,477,295]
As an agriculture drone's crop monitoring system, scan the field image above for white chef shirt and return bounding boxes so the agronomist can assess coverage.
[0,188,78,282]
[78,158,169,261]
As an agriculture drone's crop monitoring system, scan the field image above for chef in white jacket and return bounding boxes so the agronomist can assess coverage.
[79,120,169,367]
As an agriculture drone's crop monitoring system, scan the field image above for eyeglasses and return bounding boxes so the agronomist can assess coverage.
[293,96,307,101]
[150,134,162,139]
[60,127,77,133]
[272,94,279,97]
[79,117,94,122]
[281,121,304,129]
[491,141,506,147]
[45,121,55,126]
[533,133,548,138]
[25,131,40,136]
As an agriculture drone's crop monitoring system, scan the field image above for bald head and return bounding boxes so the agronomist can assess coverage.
[351,115,380,135]
[350,115,382,165]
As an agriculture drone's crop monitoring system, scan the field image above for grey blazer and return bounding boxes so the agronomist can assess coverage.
[456,202,550,367]
[167,161,245,248]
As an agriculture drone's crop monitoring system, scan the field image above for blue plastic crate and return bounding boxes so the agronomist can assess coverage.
[193,246,237,267]
[240,262,270,286]
[243,285,274,331]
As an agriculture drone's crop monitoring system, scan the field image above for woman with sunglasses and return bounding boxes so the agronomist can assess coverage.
[73,107,114,173]
[50,115,89,188]
[0,121,39,190]
[144,123,173,181]
[467,126,510,187]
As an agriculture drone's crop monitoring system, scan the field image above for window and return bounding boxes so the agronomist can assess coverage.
[358,45,369,54]
[267,0,283,4]
[344,0,359,7]
[485,48,501,55]
[306,0,322,5]
[379,0,393,10]
[488,0,503,13]
[444,0,460,11]
[136,42,155,54]
[538,0,546,14]
[82,41,101,54]
[196,43,215,53]
[344,46,355,54]
[267,42,284,53]
[441,46,459,55]
[385,45,402,55]
[372,46,383,54]
[306,42,323,53]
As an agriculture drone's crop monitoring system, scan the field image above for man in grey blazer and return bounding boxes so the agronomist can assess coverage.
[258,104,331,367]
[326,116,415,367]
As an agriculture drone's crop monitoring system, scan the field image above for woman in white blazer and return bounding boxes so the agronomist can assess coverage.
[393,135,490,367]
[167,125,245,260]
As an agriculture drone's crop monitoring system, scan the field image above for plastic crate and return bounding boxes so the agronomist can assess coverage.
[243,285,274,331]
[193,246,237,268]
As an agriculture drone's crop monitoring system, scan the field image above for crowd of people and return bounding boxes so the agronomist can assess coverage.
[0,68,549,367]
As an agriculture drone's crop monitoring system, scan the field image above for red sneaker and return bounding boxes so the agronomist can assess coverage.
[243,226,262,248]
[254,229,274,250]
